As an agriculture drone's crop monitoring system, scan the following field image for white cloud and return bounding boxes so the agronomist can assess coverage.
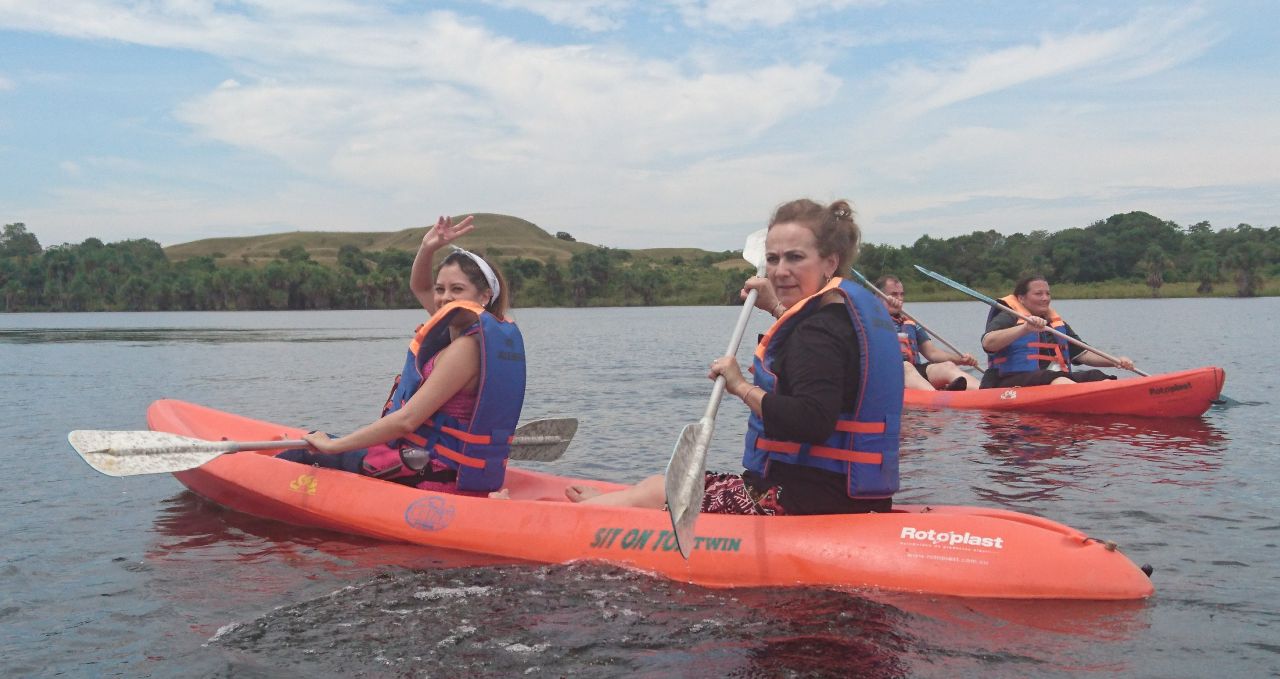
[669,0,879,29]
[0,74,12,90]
[480,0,630,32]
[884,6,1217,117]
[2,2,1277,251]
[169,11,840,201]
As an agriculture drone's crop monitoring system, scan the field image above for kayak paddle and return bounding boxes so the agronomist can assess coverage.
[913,264,1149,376]
[664,228,768,559]
[69,416,578,477]
[849,267,983,377]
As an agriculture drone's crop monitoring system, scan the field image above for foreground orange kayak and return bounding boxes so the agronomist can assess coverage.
[148,399,1154,600]
[905,366,1225,418]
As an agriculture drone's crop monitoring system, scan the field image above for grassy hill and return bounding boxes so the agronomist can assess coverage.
[163,213,604,266]
[162,213,750,269]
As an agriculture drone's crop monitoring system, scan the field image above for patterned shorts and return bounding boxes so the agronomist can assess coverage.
[700,472,787,516]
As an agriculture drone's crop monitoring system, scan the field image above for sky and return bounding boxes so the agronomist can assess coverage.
[2,1,1278,251]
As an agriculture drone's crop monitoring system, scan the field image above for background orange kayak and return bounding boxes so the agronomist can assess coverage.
[905,366,1224,417]
[148,399,1155,600]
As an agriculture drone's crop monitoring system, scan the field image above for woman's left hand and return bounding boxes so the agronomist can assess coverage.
[709,356,746,394]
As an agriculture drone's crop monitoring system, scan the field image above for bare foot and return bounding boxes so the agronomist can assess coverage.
[488,488,510,500]
[565,484,603,503]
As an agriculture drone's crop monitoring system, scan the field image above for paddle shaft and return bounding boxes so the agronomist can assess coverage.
[849,268,982,377]
[914,265,1149,377]
[152,433,567,456]
[705,287,761,419]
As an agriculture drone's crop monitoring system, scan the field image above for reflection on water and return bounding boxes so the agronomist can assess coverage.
[975,412,1228,504]
[977,413,1227,461]
[900,408,1229,509]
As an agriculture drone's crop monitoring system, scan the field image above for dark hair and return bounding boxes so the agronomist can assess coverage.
[874,274,901,291]
[1013,274,1048,297]
[768,198,860,272]
[439,250,511,319]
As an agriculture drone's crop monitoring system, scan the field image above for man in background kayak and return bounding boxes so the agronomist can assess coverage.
[875,275,978,391]
[980,275,1135,388]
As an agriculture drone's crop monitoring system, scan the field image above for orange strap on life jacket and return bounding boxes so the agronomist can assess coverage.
[430,443,488,469]
[755,438,884,465]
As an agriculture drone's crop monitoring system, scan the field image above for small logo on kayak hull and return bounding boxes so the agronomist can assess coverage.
[1149,382,1192,396]
[405,496,455,531]
[289,474,318,495]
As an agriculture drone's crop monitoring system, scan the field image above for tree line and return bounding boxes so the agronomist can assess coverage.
[2,211,1276,313]
[0,222,746,312]
[857,212,1276,298]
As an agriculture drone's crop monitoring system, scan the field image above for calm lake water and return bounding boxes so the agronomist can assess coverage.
[1,298,1277,678]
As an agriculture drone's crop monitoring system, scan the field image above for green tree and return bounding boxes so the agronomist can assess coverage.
[1225,244,1263,297]
[1190,250,1219,294]
[1139,244,1173,297]
[1,223,42,258]
[622,263,669,306]
[278,245,311,263]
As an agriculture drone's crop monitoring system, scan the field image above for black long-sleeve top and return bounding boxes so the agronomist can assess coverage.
[744,303,889,514]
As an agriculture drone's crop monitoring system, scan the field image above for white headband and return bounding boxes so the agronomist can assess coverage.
[449,246,500,305]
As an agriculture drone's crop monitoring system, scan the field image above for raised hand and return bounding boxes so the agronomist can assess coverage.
[421,215,476,251]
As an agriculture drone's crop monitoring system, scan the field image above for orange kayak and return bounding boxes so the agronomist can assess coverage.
[905,366,1225,418]
[148,399,1154,600]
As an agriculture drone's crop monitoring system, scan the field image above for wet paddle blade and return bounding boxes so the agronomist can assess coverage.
[509,417,578,461]
[665,420,711,559]
[68,430,304,477]
[71,415,579,478]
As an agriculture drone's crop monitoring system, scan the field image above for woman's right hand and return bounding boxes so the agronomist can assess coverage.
[303,431,340,455]
[421,215,476,251]
[743,276,781,316]
[1022,315,1048,332]
[709,356,747,395]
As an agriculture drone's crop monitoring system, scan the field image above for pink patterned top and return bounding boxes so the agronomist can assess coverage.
[420,352,478,422]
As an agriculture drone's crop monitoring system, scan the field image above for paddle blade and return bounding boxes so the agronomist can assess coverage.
[664,420,711,559]
[68,430,304,477]
[509,417,578,462]
[742,228,767,269]
[69,430,236,477]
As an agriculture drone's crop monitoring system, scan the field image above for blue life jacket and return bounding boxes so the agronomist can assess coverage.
[742,278,903,499]
[378,301,526,492]
[986,294,1071,375]
[893,314,923,364]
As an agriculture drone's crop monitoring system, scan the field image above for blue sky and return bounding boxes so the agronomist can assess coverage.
[2,1,1277,251]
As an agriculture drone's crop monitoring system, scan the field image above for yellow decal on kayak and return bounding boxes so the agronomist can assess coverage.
[289,474,318,495]
[589,527,741,553]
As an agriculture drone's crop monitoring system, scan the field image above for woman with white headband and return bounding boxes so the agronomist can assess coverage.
[277,215,525,496]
